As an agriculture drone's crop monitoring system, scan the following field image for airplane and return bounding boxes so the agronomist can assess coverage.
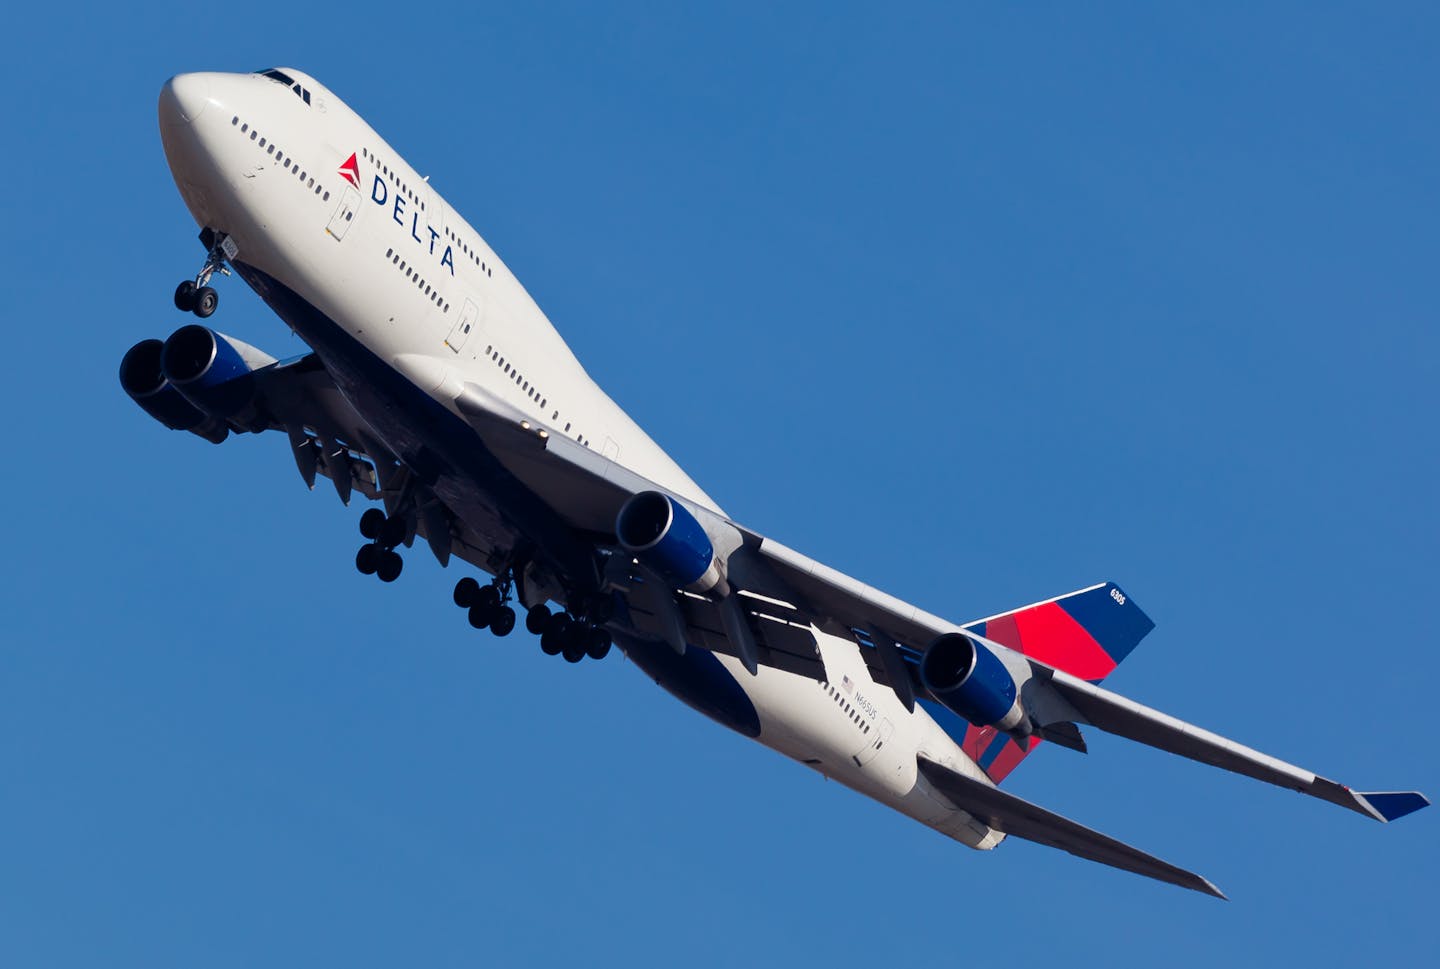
[122,68,1428,899]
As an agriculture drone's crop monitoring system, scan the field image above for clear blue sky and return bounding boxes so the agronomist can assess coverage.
[2,2,1435,965]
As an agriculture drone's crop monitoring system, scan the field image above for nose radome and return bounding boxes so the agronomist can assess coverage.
[159,73,212,125]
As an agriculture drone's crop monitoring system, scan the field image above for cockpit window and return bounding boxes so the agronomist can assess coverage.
[255,69,312,105]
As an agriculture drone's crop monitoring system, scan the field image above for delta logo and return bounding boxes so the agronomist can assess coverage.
[338,152,360,190]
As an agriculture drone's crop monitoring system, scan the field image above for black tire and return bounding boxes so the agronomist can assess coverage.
[174,280,197,312]
[453,576,480,608]
[193,286,219,319]
[525,604,551,635]
[355,543,380,575]
[468,603,495,629]
[378,515,407,549]
[586,628,612,661]
[490,606,516,637]
[359,507,386,540]
[540,629,563,654]
[377,550,403,583]
[540,614,569,655]
[476,584,501,609]
[562,641,586,663]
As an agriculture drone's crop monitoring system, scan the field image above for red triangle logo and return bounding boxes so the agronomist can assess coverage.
[338,152,360,189]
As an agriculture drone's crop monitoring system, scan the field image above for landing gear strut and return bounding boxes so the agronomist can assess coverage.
[173,229,234,319]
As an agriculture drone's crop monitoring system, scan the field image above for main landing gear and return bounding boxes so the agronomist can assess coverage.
[452,575,517,636]
[355,506,406,582]
[533,606,612,664]
[173,230,233,319]
[450,566,612,662]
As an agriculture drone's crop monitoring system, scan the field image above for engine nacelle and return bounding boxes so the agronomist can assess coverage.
[615,490,736,594]
[119,338,229,444]
[919,633,1032,736]
[160,324,276,420]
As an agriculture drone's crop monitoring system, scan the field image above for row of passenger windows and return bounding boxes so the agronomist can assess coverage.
[361,147,426,214]
[482,344,590,447]
[231,115,331,203]
[822,681,871,734]
[386,247,450,312]
[445,223,494,277]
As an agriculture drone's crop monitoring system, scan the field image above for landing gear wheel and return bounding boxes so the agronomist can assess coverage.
[174,280,197,312]
[490,606,516,637]
[585,628,612,661]
[378,515,408,549]
[468,603,495,629]
[453,576,480,608]
[359,508,386,540]
[540,613,571,655]
[355,543,380,575]
[561,624,588,663]
[476,584,500,609]
[525,604,552,635]
[376,550,403,583]
[193,286,219,319]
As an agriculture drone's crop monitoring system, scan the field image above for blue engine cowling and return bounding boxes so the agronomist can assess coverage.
[119,338,229,444]
[160,324,266,420]
[615,491,724,592]
[918,633,1030,735]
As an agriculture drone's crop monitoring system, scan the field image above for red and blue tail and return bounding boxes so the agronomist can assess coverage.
[931,581,1155,783]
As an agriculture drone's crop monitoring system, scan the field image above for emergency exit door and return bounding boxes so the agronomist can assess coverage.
[326,187,360,241]
[446,298,481,352]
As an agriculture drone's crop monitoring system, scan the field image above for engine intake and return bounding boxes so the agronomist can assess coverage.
[616,491,727,593]
[919,633,1030,735]
[119,338,228,443]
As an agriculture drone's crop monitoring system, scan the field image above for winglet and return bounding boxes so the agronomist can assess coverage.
[1308,777,1431,823]
[1354,791,1430,823]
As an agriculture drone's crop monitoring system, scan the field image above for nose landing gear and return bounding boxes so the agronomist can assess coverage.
[173,229,235,319]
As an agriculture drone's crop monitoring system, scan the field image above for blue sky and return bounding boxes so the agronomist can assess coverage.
[2,2,1436,965]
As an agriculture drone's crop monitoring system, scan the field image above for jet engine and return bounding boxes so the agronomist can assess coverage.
[615,490,737,594]
[919,632,1032,736]
[119,338,229,444]
[160,324,277,420]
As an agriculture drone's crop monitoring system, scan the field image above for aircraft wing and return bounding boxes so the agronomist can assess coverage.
[452,381,1428,825]
[916,755,1225,898]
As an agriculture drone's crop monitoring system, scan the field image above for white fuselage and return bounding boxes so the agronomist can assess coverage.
[157,69,1000,850]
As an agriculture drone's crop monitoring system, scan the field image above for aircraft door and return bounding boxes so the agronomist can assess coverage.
[327,187,360,241]
[854,718,894,767]
[447,298,482,352]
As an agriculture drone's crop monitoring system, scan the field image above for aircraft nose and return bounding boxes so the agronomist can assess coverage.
[159,73,212,125]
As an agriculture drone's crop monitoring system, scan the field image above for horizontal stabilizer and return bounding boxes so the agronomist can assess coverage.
[918,756,1224,899]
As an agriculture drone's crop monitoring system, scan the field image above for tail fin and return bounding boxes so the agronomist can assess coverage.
[966,581,1154,684]
[932,582,1155,784]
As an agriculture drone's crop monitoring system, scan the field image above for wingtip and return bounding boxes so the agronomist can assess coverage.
[1199,877,1228,901]
[1356,790,1430,823]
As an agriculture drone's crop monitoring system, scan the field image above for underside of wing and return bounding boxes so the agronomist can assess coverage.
[917,755,1225,899]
